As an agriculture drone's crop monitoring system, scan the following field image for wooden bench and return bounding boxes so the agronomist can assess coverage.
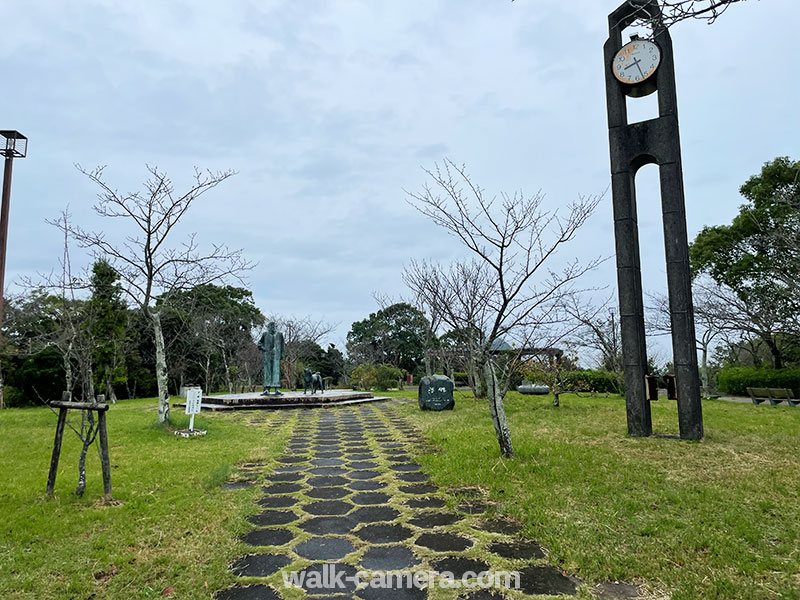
[746,387,800,407]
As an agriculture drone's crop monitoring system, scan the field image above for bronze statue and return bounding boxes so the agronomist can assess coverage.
[303,368,325,395]
[257,322,284,395]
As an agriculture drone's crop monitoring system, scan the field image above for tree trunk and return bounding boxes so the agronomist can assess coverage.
[75,410,96,497]
[484,359,514,458]
[64,342,74,401]
[288,359,297,391]
[423,324,436,377]
[105,374,117,404]
[766,337,783,369]
[241,364,249,393]
[470,354,485,398]
[86,366,95,404]
[222,349,233,394]
[614,371,624,396]
[700,344,710,397]
[204,354,211,394]
[151,311,170,424]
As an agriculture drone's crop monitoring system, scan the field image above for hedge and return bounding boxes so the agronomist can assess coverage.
[451,371,469,386]
[521,368,622,394]
[716,367,800,397]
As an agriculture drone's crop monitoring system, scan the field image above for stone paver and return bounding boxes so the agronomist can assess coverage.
[240,528,294,547]
[230,553,292,577]
[215,401,642,600]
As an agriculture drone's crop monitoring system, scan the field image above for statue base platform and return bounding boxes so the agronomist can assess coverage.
[173,389,388,411]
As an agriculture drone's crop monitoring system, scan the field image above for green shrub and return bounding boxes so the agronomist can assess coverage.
[2,348,66,407]
[573,369,623,394]
[374,364,402,391]
[351,363,376,390]
[350,363,402,391]
[1,385,27,408]
[716,367,800,396]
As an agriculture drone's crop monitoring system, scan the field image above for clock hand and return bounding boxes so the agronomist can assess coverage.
[624,56,644,78]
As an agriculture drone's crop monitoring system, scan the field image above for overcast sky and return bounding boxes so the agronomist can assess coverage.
[2,0,797,364]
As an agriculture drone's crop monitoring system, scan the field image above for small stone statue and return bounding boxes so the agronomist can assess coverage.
[257,322,284,396]
[303,368,325,395]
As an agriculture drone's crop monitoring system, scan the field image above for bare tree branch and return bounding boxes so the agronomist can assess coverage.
[404,160,603,457]
[61,164,253,423]
[623,0,749,29]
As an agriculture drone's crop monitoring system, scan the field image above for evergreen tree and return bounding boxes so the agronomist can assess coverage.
[88,259,128,402]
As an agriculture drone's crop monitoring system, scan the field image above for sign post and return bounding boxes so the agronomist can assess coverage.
[175,387,206,437]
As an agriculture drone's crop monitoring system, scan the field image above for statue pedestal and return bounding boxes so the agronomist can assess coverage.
[173,389,388,411]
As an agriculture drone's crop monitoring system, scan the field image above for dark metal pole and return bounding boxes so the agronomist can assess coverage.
[0,155,12,330]
[0,155,12,411]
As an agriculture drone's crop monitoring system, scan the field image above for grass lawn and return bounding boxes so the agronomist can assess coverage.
[390,390,800,600]
[0,397,291,600]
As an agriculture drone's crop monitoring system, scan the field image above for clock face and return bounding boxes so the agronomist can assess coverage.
[612,39,661,85]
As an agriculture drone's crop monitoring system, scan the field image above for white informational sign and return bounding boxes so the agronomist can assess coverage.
[185,387,202,414]
[185,387,202,431]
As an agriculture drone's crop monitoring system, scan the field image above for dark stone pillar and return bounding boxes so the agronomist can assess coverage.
[659,161,703,438]
[611,170,651,436]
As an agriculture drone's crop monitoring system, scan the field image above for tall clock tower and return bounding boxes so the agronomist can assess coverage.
[604,0,703,440]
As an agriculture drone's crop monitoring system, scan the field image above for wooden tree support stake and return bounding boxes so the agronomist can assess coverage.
[46,394,112,500]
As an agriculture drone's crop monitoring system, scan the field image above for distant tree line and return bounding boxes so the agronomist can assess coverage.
[0,273,347,408]
[6,156,796,432]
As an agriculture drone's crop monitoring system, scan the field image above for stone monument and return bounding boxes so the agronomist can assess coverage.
[604,0,702,439]
[418,374,455,411]
[257,322,284,396]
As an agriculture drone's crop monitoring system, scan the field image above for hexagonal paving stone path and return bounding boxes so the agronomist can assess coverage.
[214,401,643,600]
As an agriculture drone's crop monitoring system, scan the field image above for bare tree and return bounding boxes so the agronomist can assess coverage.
[403,160,601,458]
[564,294,624,393]
[234,341,262,393]
[268,315,336,390]
[510,0,748,28]
[647,276,749,395]
[525,342,579,407]
[405,260,494,398]
[705,283,792,370]
[17,210,96,402]
[65,165,252,424]
[623,0,748,28]
[15,211,108,496]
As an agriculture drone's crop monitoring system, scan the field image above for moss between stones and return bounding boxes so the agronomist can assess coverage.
[215,402,623,600]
